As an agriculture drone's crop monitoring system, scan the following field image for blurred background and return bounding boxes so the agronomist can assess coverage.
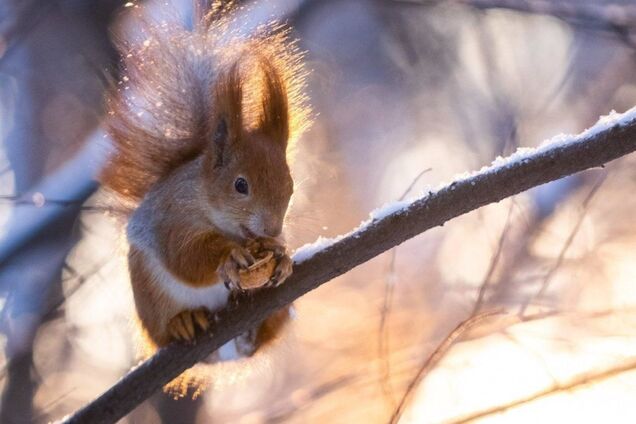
[1,0,636,423]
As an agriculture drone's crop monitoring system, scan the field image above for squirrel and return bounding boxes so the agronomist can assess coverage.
[99,1,310,394]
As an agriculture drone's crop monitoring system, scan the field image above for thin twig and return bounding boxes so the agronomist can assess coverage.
[394,0,636,48]
[458,0,636,48]
[472,200,514,315]
[379,250,399,409]
[449,356,636,423]
[389,310,504,424]
[521,175,606,314]
[265,306,636,423]
[457,0,636,28]
[0,195,88,207]
[378,167,432,409]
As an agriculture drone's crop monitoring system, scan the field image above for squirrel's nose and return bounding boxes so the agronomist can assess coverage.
[262,216,283,238]
[263,225,282,238]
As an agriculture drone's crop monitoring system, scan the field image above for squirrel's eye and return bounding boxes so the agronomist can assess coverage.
[234,177,249,195]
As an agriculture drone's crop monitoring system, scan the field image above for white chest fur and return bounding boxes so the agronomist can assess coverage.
[138,245,229,311]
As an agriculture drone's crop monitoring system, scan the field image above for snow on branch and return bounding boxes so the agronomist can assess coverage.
[61,107,636,424]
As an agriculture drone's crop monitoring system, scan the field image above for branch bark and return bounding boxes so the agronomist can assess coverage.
[61,109,636,424]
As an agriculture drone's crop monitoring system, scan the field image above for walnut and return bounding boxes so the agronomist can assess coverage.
[238,250,276,289]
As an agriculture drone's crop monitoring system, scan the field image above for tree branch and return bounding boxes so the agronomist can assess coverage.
[389,310,503,424]
[60,108,636,424]
[449,356,636,424]
[458,0,636,46]
[460,0,636,25]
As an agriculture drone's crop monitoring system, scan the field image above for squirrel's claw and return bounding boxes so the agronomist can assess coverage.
[219,245,254,291]
[168,309,211,342]
[230,246,255,269]
[224,279,242,292]
[192,309,210,331]
[251,237,287,258]
[249,237,291,287]
[269,253,293,287]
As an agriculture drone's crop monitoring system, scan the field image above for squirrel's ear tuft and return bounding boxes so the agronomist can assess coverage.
[211,117,228,167]
[211,63,243,166]
[257,58,289,147]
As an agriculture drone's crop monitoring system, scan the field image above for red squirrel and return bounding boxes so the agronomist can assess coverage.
[100,2,310,390]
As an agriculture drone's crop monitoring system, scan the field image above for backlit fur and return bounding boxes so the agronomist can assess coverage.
[100,2,310,396]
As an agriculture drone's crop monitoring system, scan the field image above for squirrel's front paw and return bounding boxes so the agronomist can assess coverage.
[267,253,293,287]
[168,309,211,342]
[248,238,293,287]
[219,245,256,291]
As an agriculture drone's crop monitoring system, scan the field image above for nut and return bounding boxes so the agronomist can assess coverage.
[238,250,276,289]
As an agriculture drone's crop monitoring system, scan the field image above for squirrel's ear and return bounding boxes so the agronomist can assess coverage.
[210,63,243,167]
[257,59,289,146]
[211,117,228,163]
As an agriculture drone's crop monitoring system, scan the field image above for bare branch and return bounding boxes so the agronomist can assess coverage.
[396,0,636,48]
[60,109,636,424]
[458,0,636,47]
[460,0,636,25]
[521,174,606,314]
[472,201,514,315]
[389,310,503,424]
[378,167,432,409]
[449,356,636,423]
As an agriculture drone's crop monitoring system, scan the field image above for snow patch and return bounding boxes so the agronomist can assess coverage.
[293,235,343,263]
[370,198,413,220]
[444,106,636,187]
[293,198,417,263]
[292,107,636,264]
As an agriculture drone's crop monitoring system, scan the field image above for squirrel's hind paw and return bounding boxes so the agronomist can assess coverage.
[168,309,211,342]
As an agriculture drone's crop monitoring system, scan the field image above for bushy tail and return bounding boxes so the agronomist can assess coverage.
[100,1,310,208]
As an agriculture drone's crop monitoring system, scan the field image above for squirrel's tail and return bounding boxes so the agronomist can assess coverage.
[193,0,227,30]
[100,2,310,208]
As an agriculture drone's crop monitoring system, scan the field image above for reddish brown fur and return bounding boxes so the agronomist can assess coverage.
[155,219,233,287]
[129,235,290,350]
[101,9,310,207]
[128,245,180,347]
[100,2,311,393]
